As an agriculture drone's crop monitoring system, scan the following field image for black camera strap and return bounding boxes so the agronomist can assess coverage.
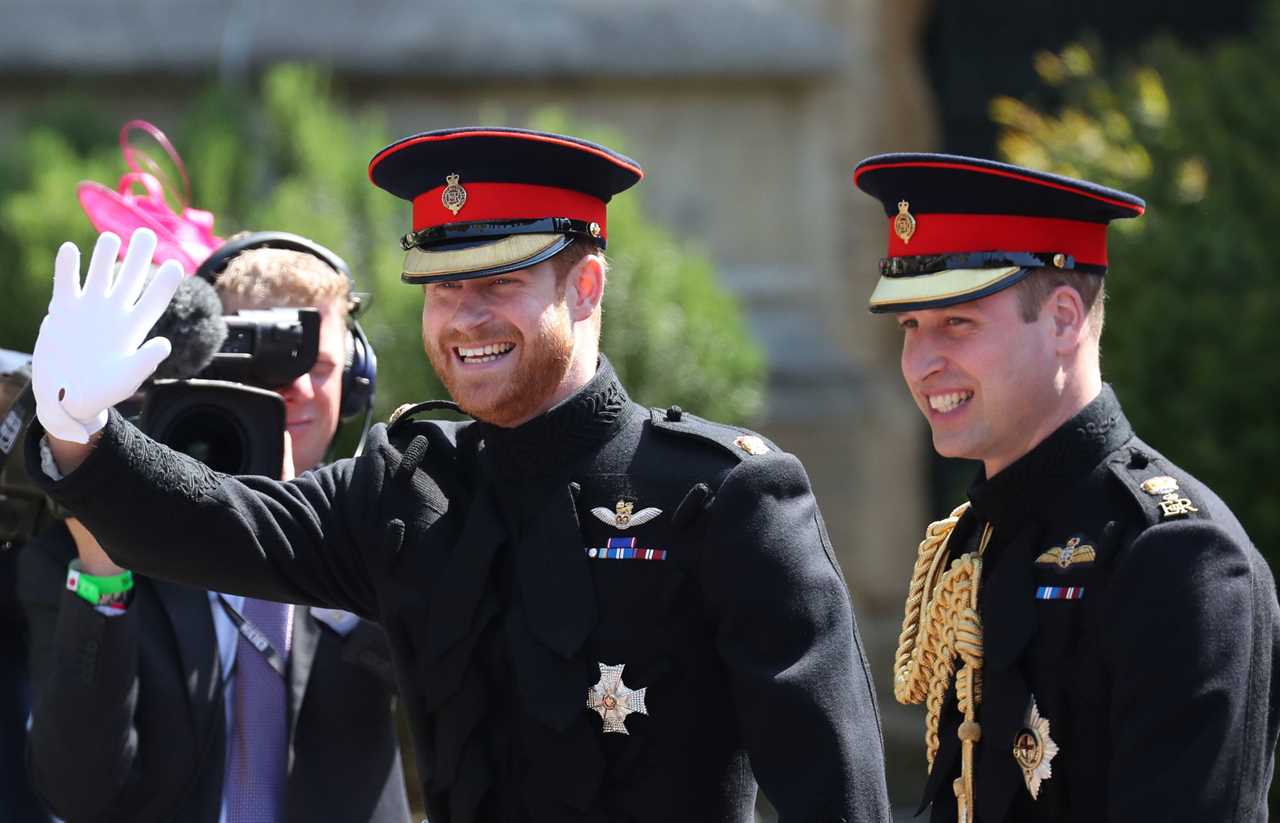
[216,595,288,678]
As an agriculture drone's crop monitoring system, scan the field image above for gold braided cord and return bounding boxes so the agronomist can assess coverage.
[892,504,992,814]
[893,503,971,706]
[919,554,982,766]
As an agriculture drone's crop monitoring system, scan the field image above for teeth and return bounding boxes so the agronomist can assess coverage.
[457,343,514,361]
[928,391,973,414]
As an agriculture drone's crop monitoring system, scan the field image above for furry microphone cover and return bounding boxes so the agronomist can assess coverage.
[145,275,228,380]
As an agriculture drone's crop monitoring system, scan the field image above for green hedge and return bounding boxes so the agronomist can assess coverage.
[991,17,1280,565]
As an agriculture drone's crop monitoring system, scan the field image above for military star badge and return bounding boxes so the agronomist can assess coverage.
[591,500,662,530]
[586,662,648,734]
[1012,697,1059,799]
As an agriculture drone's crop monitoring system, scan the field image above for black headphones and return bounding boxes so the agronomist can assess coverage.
[195,231,377,419]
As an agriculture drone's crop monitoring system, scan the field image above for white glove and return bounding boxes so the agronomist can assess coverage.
[32,229,182,443]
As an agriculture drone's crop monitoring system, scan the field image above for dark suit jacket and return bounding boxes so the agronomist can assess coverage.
[27,358,891,822]
[19,524,411,823]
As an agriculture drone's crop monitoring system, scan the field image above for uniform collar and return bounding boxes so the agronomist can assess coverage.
[475,354,630,481]
[968,383,1132,529]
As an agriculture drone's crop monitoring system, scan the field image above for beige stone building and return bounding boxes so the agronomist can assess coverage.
[1,0,945,813]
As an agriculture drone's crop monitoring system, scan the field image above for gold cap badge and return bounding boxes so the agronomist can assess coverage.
[894,200,917,245]
[441,173,467,216]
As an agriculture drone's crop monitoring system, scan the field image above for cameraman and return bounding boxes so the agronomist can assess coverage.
[17,237,411,823]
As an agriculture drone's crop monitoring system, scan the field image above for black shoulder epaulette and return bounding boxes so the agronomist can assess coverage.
[647,404,778,464]
[1107,445,1207,528]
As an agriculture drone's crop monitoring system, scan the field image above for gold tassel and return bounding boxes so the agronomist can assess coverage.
[893,506,992,821]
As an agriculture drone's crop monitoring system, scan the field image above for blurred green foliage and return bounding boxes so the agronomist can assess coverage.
[991,10,1280,562]
[0,66,764,451]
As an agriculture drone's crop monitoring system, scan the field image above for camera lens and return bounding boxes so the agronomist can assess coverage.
[156,405,248,474]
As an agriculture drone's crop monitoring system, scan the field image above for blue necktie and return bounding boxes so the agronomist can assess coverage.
[225,598,293,823]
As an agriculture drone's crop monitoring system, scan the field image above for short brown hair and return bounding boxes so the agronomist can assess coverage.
[549,237,607,290]
[1011,267,1105,338]
[215,234,351,313]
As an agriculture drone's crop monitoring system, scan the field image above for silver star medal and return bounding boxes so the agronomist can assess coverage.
[1013,696,1060,799]
[586,662,648,734]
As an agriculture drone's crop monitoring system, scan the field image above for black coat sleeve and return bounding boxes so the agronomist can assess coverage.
[18,525,147,822]
[1104,519,1279,823]
[25,410,447,618]
[698,452,891,823]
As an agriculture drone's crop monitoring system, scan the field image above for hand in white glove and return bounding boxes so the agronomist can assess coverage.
[32,229,183,444]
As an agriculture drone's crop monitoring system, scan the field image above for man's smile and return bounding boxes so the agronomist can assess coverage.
[926,390,974,416]
[454,342,516,365]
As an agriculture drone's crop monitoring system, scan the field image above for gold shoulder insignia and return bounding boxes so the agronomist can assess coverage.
[1140,475,1179,495]
[733,435,769,456]
[1140,475,1200,519]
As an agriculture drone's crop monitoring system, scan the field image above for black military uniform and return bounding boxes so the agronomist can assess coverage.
[855,154,1280,822]
[25,129,892,822]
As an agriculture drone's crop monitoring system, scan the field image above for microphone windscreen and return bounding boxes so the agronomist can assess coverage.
[147,275,228,380]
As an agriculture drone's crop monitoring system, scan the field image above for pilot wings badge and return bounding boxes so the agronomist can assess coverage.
[1035,537,1096,571]
[591,500,662,530]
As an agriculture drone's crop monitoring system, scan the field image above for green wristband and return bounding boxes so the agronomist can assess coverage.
[66,560,134,606]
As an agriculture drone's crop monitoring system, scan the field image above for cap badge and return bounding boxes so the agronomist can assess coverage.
[1035,536,1096,571]
[734,435,770,456]
[441,173,468,216]
[1140,475,1201,519]
[591,500,663,530]
[587,662,648,734]
[1013,697,1059,799]
[894,200,917,245]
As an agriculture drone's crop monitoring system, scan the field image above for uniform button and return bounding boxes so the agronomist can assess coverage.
[665,405,683,422]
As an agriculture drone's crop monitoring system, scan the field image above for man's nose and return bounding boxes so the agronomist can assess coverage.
[901,334,946,386]
[277,372,314,402]
[450,291,494,333]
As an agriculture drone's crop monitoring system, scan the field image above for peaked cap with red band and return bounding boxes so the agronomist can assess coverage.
[853,153,1145,313]
[368,127,643,284]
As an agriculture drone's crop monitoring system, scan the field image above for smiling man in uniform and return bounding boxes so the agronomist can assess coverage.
[24,128,892,822]
[856,153,1280,823]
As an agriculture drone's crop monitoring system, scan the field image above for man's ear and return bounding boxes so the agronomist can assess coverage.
[1047,284,1088,354]
[566,253,605,322]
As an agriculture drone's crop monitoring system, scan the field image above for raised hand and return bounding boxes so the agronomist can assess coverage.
[32,229,183,444]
